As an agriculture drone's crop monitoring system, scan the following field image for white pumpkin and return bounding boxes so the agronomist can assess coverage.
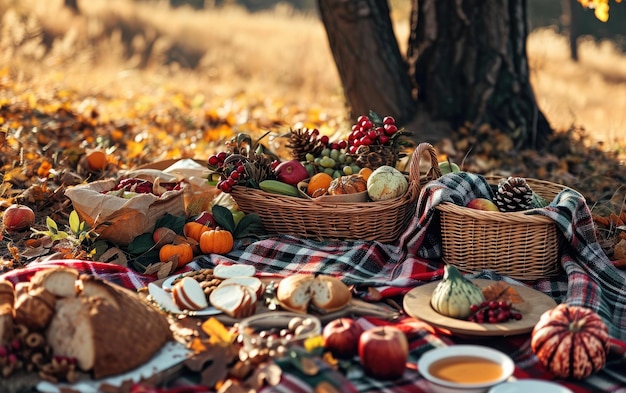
[366,166,408,201]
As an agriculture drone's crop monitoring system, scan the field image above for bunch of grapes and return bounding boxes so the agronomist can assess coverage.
[466,301,522,324]
[347,114,399,154]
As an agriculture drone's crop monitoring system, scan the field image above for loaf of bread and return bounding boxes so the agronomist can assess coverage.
[30,267,79,298]
[276,274,351,314]
[14,286,57,331]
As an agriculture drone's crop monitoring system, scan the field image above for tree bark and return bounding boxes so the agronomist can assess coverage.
[407,0,551,149]
[317,0,416,124]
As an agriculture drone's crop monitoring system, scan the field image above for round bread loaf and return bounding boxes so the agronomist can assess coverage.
[276,274,351,314]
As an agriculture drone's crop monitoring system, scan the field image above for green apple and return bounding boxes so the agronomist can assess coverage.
[466,198,499,211]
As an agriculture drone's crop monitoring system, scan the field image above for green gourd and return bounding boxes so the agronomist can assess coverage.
[430,264,485,319]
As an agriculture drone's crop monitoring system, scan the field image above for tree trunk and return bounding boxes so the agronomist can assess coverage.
[407,0,551,149]
[317,0,415,124]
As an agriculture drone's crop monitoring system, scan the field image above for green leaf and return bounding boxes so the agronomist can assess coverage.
[69,211,80,234]
[368,110,383,125]
[233,214,265,239]
[132,249,161,270]
[155,213,186,234]
[46,217,59,233]
[212,205,236,233]
[127,232,156,255]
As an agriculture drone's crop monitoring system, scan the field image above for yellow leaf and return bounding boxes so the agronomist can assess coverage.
[594,3,609,22]
[201,317,235,345]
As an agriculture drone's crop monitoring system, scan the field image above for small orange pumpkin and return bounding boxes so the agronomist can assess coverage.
[183,221,213,242]
[159,242,194,266]
[328,174,367,195]
[199,227,234,255]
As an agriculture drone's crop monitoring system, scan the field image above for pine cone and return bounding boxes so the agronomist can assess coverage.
[494,177,535,212]
[354,145,398,170]
[287,128,324,161]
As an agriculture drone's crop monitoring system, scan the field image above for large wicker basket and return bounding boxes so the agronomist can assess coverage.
[436,177,569,280]
[230,143,440,242]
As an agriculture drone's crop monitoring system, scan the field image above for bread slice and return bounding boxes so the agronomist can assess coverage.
[209,284,246,317]
[172,277,208,311]
[80,275,120,309]
[213,263,256,279]
[46,277,172,379]
[276,274,314,314]
[30,267,79,298]
[309,275,352,312]
[219,276,264,298]
[14,287,57,331]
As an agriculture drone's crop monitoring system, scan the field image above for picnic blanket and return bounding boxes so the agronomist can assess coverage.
[192,172,626,341]
[2,172,626,392]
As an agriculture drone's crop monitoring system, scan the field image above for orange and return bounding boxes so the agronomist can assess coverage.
[307,172,333,196]
[358,167,373,181]
[86,150,108,171]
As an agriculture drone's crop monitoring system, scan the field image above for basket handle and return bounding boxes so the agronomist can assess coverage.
[408,142,441,185]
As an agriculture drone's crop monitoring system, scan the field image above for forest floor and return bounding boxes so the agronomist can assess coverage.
[1,1,625,270]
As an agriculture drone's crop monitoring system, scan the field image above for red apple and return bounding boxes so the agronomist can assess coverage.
[274,160,310,186]
[323,318,364,359]
[466,198,499,211]
[358,326,409,380]
[2,204,35,232]
[192,211,216,227]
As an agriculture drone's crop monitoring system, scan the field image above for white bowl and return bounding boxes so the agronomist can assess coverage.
[488,379,573,393]
[417,345,515,393]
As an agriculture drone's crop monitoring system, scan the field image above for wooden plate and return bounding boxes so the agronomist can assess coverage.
[403,279,557,337]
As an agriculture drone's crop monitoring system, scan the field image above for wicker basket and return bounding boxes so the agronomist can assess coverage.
[230,143,440,242]
[436,177,569,280]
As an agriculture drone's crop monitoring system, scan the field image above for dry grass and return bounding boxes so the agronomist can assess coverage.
[1,0,625,151]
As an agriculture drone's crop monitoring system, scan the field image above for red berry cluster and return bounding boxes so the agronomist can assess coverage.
[467,301,522,324]
[347,115,398,154]
[207,152,248,193]
[302,127,348,151]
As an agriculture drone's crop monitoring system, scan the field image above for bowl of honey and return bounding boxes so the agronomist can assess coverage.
[417,345,514,393]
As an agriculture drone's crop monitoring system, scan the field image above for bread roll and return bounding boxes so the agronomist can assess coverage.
[276,274,351,314]
[30,267,79,298]
[14,286,56,331]
[309,275,352,312]
[46,276,172,379]
[0,280,14,346]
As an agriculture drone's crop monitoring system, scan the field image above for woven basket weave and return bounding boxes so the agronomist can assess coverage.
[436,177,569,280]
[230,143,440,242]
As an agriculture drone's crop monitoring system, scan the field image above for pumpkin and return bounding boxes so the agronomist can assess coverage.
[531,304,609,379]
[430,264,485,319]
[366,165,408,201]
[159,243,194,266]
[183,222,212,242]
[199,227,234,255]
[327,174,367,195]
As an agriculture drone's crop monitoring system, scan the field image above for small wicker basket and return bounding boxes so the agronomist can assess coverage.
[230,143,440,242]
[436,177,569,280]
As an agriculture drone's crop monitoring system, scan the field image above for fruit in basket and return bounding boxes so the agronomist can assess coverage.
[2,204,35,232]
[259,180,300,197]
[307,172,334,197]
[366,166,408,201]
[323,317,364,359]
[152,227,177,247]
[358,326,409,380]
[328,174,368,195]
[466,198,500,211]
[438,160,460,174]
[274,160,310,186]
[531,304,609,379]
[431,264,486,319]
[199,227,234,255]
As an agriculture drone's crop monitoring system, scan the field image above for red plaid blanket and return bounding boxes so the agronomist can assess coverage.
[2,172,625,392]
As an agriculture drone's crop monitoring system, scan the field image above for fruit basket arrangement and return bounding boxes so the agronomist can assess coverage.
[208,113,441,242]
[436,176,570,280]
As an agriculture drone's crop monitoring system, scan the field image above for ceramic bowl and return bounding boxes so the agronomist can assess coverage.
[488,379,573,393]
[237,312,321,354]
[417,345,515,393]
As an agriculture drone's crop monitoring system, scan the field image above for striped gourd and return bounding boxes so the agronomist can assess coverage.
[430,264,485,319]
